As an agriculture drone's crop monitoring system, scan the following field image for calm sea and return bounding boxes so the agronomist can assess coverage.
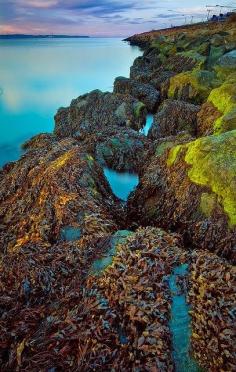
[0,38,141,167]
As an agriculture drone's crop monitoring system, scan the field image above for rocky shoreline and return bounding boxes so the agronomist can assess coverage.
[0,19,236,371]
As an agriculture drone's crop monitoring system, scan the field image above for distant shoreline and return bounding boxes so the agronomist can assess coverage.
[0,34,90,39]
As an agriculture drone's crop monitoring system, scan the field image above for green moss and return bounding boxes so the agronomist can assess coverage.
[156,141,174,157]
[207,46,225,68]
[86,154,94,162]
[134,101,146,118]
[167,145,183,167]
[185,131,236,226]
[208,76,236,134]
[167,131,236,226]
[168,69,219,104]
[200,193,217,217]
[179,51,206,67]
[214,50,236,80]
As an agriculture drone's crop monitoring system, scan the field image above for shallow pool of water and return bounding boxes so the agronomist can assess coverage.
[139,114,154,136]
[103,167,139,201]
[169,264,202,372]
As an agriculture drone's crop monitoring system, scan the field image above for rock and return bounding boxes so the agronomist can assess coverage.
[168,69,220,104]
[114,76,160,112]
[94,126,152,173]
[207,73,236,134]
[207,45,226,68]
[22,133,56,151]
[150,70,176,99]
[197,102,222,136]
[127,131,236,263]
[0,137,119,253]
[189,250,235,371]
[54,89,147,139]
[214,49,236,79]
[148,99,200,140]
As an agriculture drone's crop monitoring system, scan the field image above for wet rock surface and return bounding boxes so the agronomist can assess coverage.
[1,19,236,371]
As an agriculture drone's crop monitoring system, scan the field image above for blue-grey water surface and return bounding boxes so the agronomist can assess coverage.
[0,38,141,167]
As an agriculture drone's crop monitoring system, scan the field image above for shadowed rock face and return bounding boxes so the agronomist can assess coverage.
[54,89,147,139]
[114,76,160,112]
[128,131,236,264]
[148,99,200,140]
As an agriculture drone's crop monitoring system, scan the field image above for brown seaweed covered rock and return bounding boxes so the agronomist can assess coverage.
[189,250,236,371]
[148,99,200,140]
[128,131,236,263]
[54,89,147,139]
[0,227,186,371]
[114,76,160,112]
[0,137,119,254]
[197,102,222,136]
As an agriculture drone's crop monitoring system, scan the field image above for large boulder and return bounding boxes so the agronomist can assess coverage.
[114,77,160,112]
[148,99,200,140]
[54,90,147,139]
[93,126,152,173]
[127,131,236,263]
[0,137,119,253]
[168,69,220,104]
[214,49,236,79]
[207,73,236,134]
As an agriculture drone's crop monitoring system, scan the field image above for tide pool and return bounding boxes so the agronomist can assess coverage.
[104,167,139,201]
[0,38,141,167]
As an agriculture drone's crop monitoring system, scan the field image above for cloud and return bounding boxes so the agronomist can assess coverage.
[0,0,220,36]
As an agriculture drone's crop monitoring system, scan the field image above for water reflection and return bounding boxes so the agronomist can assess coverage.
[104,167,139,201]
[0,38,142,166]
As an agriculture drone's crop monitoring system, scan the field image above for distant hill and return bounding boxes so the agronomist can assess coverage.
[0,34,90,39]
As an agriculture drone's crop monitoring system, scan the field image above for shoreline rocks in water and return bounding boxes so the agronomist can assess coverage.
[0,18,236,371]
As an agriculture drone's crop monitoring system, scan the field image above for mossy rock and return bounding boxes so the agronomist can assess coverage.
[133,101,146,119]
[207,45,225,68]
[168,130,236,226]
[214,50,236,79]
[168,69,220,104]
[208,74,236,134]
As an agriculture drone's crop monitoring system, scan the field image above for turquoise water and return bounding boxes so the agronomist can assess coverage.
[139,114,154,136]
[169,264,202,372]
[103,167,139,201]
[0,38,141,167]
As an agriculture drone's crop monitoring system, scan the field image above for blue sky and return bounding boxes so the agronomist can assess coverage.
[0,0,235,36]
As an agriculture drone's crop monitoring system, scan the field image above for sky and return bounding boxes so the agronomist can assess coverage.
[0,0,235,37]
